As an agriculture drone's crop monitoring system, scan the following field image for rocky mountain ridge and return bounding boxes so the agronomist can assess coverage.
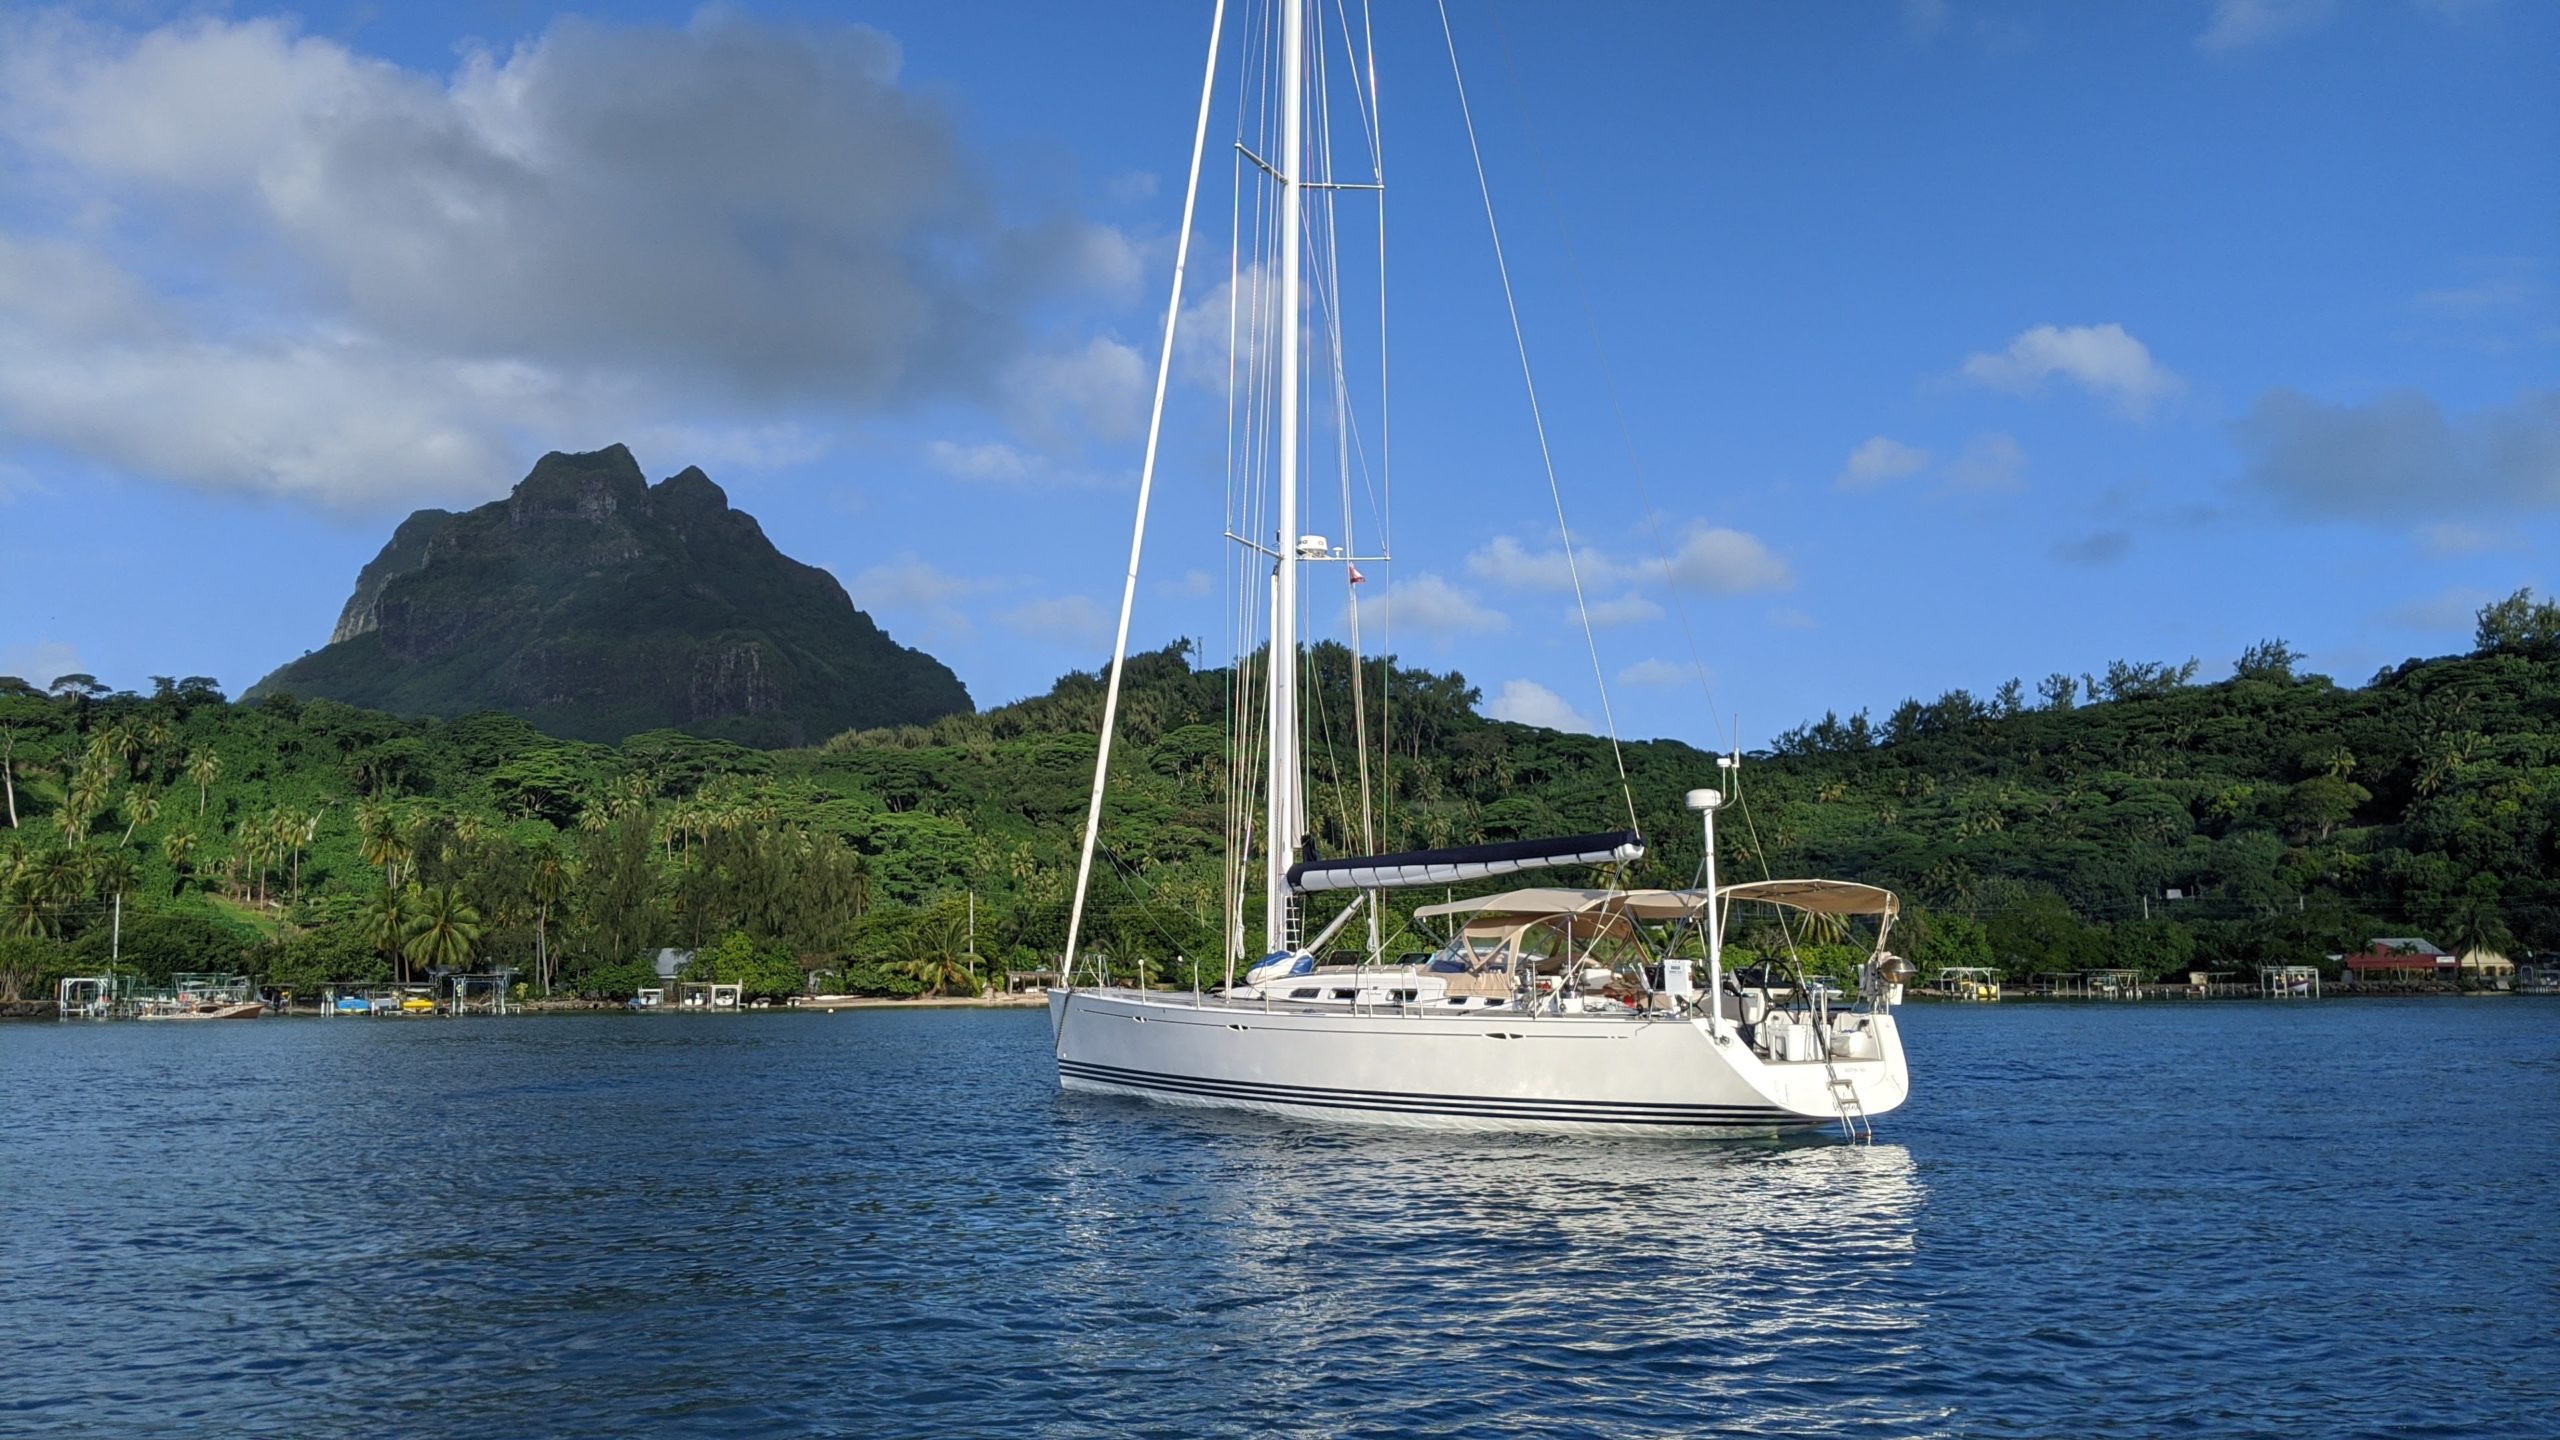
[250,445,970,746]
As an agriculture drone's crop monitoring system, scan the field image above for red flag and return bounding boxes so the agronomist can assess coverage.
[1348,564,1366,585]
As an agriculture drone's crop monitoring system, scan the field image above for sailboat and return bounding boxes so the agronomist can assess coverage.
[1048,0,1915,1136]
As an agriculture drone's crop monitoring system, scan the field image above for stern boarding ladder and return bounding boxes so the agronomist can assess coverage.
[1815,1013,1871,1142]
[1827,1073,1871,1142]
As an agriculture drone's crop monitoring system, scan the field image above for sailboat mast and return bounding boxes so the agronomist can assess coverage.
[1265,0,1305,955]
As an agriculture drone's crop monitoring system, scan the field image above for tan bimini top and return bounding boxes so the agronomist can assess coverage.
[1716,879,1899,919]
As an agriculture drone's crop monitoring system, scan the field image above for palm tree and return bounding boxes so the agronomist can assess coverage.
[241,811,272,906]
[2,851,47,937]
[357,802,410,888]
[119,788,161,847]
[108,719,143,779]
[1,724,21,828]
[356,800,391,880]
[1798,908,1853,947]
[611,773,654,819]
[894,912,977,997]
[185,747,222,817]
[846,851,872,919]
[84,845,138,957]
[403,885,483,981]
[162,826,198,897]
[2446,884,2515,985]
[529,850,568,995]
[284,804,325,905]
[361,885,416,983]
[58,770,108,845]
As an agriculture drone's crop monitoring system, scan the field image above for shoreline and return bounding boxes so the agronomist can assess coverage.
[15,978,2539,1014]
[790,992,1048,1011]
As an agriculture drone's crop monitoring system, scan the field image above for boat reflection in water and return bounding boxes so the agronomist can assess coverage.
[1045,1105,1936,1436]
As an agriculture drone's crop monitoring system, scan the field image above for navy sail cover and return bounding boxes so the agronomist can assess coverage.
[1286,830,1644,894]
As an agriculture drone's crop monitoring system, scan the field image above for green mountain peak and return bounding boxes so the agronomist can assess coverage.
[250,445,970,747]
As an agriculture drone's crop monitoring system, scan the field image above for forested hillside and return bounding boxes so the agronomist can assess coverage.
[6,590,2558,1001]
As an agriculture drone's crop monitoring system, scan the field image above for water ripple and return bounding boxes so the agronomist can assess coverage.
[2,1002,2555,1437]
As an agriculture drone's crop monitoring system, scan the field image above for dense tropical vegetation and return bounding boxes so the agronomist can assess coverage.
[7,589,2560,1004]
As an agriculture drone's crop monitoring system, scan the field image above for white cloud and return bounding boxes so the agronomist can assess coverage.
[0,12,1143,508]
[2197,0,2337,54]
[2413,267,2545,320]
[1472,523,1788,596]
[846,552,1001,609]
[1106,171,1159,203]
[0,315,553,509]
[998,594,1110,649]
[1837,435,1930,490]
[924,439,1037,485]
[1052,226,1146,303]
[628,422,830,473]
[1664,526,1793,594]
[1901,0,1951,40]
[1,640,86,689]
[2232,386,2560,519]
[2416,522,2508,555]
[2406,262,2557,355]
[1581,594,1664,628]
[999,335,1146,446]
[1960,323,2182,416]
[1366,572,1508,639]
[921,437,1126,492]
[1172,261,1273,392]
[841,552,1004,646]
[1617,657,1692,688]
[1467,534,1632,592]
[1768,607,1818,631]
[2381,584,2499,634]
[1485,679,1594,734]
[1165,569,1215,598]
[1948,431,2028,492]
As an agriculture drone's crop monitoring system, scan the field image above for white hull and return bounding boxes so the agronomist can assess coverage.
[1049,988,1908,1137]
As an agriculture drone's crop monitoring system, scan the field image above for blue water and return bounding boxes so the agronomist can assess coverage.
[2,1001,2554,1438]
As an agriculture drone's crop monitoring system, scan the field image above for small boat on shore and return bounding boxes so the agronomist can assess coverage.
[134,972,265,1020]
[1925,966,2003,1002]
[136,998,263,1021]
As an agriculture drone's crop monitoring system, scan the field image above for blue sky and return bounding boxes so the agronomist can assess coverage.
[1,0,2553,750]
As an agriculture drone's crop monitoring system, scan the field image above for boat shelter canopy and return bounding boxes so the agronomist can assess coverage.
[1718,879,1899,919]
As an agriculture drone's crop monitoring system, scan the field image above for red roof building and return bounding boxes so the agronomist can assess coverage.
[2339,938,2455,982]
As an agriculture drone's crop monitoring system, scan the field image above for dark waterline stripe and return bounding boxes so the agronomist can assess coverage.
[1059,1055,1798,1116]
[1058,1060,1810,1126]
[1065,1071,1799,1129]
